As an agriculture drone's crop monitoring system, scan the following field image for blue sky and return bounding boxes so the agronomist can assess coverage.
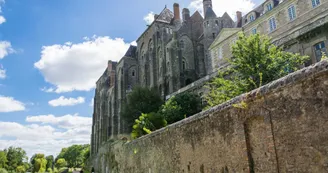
[0,0,262,158]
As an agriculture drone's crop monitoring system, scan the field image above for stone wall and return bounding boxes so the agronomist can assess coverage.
[92,61,328,173]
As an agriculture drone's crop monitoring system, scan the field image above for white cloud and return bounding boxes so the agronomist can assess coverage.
[35,36,133,93]
[0,16,5,25]
[0,41,14,59]
[0,114,92,158]
[189,0,255,20]
[26,114,91,129]
[0,0,5,25]
[0,96,25,112]
[48,96,85,107]
[143,11,154,25]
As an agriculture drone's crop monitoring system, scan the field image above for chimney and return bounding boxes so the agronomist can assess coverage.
[173,3,181,20]
[182,8,190,22]
[236,11,242,27]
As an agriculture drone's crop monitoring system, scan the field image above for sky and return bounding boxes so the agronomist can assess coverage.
[0,0,262,159]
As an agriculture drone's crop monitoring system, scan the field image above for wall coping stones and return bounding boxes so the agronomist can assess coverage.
[129,60,328,144]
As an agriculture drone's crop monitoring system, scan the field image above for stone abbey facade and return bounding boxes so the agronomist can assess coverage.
[91,0,328,156]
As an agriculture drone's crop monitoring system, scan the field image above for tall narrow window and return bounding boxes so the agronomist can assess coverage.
[212,33,216,39]
[312,0,321,8]
[132,70,135,77]
[218,47,223,60]
[288,5,296,21]
[182,61,186,71]
[266,3,273,11]
[207,21,210,27]
[249,15,255,22]
[314,41,327,62]
[180,40,185,49]
[252,28,257,34]
[269,17,277,32]
[215,20,219,26]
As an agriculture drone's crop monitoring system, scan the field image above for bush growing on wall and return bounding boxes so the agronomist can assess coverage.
[131,112,167,139]
[205,33,309,108]
[121,87,164,131]
[160,92,202,124]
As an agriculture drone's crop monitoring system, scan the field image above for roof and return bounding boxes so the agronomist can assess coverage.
[209,28,242,49]
[205,7,217,20]
[124,45,137,57]
[155,8,174,24]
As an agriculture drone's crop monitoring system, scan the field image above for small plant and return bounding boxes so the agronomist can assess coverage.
[131,112,167,139]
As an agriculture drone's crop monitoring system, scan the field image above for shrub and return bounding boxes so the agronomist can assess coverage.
[0,168,8,173]
[131,112,167,139]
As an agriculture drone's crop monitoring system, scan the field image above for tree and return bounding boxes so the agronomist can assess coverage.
[160,92,202,124]
[46,155,54,171]
[32,154,47,173]
[5,147,27,172]
[16,165,26,173]
[56,144,90,168]
[55,159,67,169]
[0,151,7,169]
[230,33,309,91]
[121,87,164,130]
[131,112,167,139]
[205,33,309,107]
[0,168,8,173]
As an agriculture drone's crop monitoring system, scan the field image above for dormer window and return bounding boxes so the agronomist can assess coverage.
[266,3,273,11]
[249,14,255,22]
[312,0,320,8]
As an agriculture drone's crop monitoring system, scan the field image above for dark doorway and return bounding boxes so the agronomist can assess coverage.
[185,78,192,86]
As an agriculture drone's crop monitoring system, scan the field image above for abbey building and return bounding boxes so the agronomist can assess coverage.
[91,0,328,156]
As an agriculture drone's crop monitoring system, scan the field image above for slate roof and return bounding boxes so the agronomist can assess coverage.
[240,0,281,26]
[204,7,217,20]
[155,8,174,24]
[124,45,137,57]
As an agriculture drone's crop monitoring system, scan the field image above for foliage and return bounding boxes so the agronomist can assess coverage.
[32,154,47,173]
[0,168,8,173]
[204,33,309,108]
[230,33,309,91]
[55,159,67,169]
[0,151,7,169]
[55,144,89,169]
[16,165,25,173]
[131,112,167,139]
[322,52,328,61]
[160,92,202,124]
[46,155,54,170]
[121,87,164,130]
[4,147,27,173]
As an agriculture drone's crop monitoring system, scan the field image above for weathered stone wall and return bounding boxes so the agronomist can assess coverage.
[92,61,328,173]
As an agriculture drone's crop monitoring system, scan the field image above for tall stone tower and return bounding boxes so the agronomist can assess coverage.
[203,0,220,74]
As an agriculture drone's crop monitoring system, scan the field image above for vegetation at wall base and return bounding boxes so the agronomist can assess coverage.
[205,33,309,108]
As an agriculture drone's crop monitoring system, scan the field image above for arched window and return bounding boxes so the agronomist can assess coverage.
[180,40,185,49]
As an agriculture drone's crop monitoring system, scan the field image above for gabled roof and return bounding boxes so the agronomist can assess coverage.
[209,28,242,49]
[124,45,137,57]
[205,7,217,20]
[190,11,204,21]
[155,8,174,24]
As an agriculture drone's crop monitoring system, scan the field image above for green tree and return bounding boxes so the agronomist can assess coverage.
[0,151,7,169]
[55,159,67,169]
[46,155,54,171]
[5,147,27,172]
[0,168,8,173]
[32,154,47,173]
[16,165,26,173]
[56,145,89,168]
[160,92,202,124]
[205,33,309,107]
[121,87,163,131]
[131,112,167,139]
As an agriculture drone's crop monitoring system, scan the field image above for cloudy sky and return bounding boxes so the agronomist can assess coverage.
[0,0,261,158]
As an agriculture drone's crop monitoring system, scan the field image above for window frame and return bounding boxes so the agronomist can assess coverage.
[314,41,327,62]
[288,5,297,21]
[312,0,321,8]
[269,17,277,32]
[252,28,257,34]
